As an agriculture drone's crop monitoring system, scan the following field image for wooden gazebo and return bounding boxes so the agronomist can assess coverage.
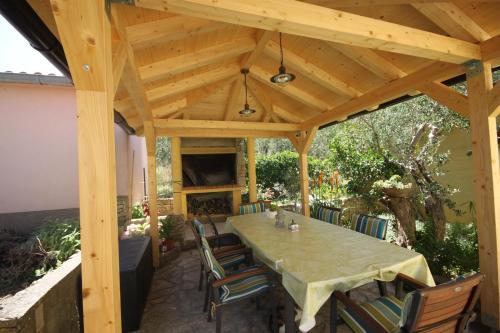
[28,0,500,331]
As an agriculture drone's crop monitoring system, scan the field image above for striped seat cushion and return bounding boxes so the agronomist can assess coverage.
[193,219,205,236]
[220,267,270,303]
[201,237,226,280]
[340,295,403,333]
[239,202,265,215]
[351,214,388,240]
[219,254,246,270]
[316,206,341,225]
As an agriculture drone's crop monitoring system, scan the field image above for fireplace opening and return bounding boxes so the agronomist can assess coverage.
[187,192,232,215]
[182,154,237,187]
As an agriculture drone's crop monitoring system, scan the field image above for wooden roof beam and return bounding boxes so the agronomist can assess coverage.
[140,37,256,83]
[133,0,481,63]
[250,65,330,111]
[126,15,226,50]
[247,80,280,123]
[301,62,466,128]
[418,83,469,118]
[224,30,273,121]
[111,6,153,121]
[112,39,127,96]
[412,3,491,42]
[154,119,300,131]
[147,64,240,102]
[156,128,290,138]
[328,43,407,81]
[311,0,496,6]
[265,40,361,98]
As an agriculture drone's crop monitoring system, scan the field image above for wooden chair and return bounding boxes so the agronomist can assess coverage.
[201,236,278,333]
[239,201,266,215]
[331,272,484,333]
[313,205,342,225]
[190,220,252,312]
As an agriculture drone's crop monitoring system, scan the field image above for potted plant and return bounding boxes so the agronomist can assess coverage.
[159,217,175,251]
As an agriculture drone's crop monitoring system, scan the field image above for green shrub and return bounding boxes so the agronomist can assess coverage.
[414,221,479,278]
[35,219,80,276]
[159,216,174,239]
[132,203,145,219]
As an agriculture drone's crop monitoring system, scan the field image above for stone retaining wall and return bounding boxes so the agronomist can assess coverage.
[157,198,174,216]
[0,253,82,333]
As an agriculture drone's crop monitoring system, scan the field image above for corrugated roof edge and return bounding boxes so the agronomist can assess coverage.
[0,72,72,87]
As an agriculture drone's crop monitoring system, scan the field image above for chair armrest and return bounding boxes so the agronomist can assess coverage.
[396,273,429,290]
[332,291,387,333]
[214,247,252,259]
[212,266,268,288]
[213,244,246,255]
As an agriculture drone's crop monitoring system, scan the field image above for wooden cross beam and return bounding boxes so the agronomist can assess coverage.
[132,0,481,63]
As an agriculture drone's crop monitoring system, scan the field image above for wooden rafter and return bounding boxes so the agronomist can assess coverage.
[265,40,361,98]
[147,64,240,102]
[126,15,226,50]
[140,37,256,83]
[133,0,481,63]
[418,82,469,118]
[301,62,466,128]
[412,3,491,42]
[311,0,498,6]
[272,105,304,123]
[112,6,153,121]
[164,76,237,119]
[328,43,406,81]
[224,30,273,121]
[246,81,280,123]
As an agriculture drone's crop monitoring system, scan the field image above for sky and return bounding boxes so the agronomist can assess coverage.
[0,15,62,75]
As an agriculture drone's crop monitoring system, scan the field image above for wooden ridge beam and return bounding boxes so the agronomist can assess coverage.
[224,31,273,121]
[250,65,330,111]
[154,119,301,131]
[265,40,361,98]
[147,64,240,102]
[412,3,490,42]
[140,37,255,83]
[126,15,226,50]
[155,128,290,138]
[418,82,469,118]
[134,0,481,63]
[301,62,466,128]
[328,43,406,81]
[112,6,153,121]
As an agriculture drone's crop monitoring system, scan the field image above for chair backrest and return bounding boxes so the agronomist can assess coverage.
[401,273,484,333]
[239,201,265,215]
[314,206,342,225]
[350,214,388,240]
[200,236,226,280]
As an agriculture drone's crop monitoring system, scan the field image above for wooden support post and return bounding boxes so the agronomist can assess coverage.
[144,122,159,267]
[287,127,318,217]
[466,61,500,330]
[171,137,183,216]
[232,189,242,215]
[247,137,257,202]
[298,152,310,217]
[50,0,121,331]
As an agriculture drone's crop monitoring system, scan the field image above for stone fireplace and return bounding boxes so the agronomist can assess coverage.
[179,138,245,219]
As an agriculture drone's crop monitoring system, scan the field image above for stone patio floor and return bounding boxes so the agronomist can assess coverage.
[140,223,490,333]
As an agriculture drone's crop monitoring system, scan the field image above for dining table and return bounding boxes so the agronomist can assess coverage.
[225,210,435,333]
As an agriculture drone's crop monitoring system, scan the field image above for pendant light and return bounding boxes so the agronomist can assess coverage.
[270,32,295,84]
[239,68,256,117]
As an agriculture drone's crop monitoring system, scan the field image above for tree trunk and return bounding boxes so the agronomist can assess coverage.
[381,195,416,247]
[425,192,447,242]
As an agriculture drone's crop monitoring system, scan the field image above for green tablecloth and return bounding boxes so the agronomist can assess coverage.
[225,211,435,332]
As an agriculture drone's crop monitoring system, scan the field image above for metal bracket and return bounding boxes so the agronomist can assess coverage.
[464,60,483,77]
